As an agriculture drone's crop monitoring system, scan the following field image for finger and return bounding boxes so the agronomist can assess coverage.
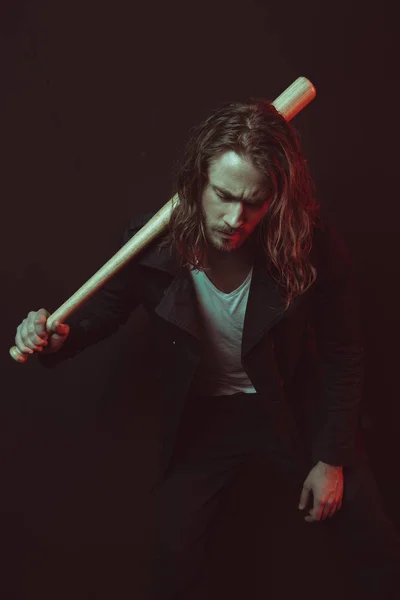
[34,313,48,337]
[15,325,33,355]
[304,509,316,522]
[37,307,50,319]
[20,319,45,351]
[327,503,338,519]
[51,321,69,336]
[332,495,343,516]
[26,315,48,348]
[20,319,37,350]
[305,513,318,522]
[306,500,323,522]
[321,501,335,520]
[298,486,310,510]
[27,311,47,339]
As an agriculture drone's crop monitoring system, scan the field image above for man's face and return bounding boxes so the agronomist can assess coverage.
[201,151,270,253]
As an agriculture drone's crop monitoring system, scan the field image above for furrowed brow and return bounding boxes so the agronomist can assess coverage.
[213,185,240,199]
[213,185,265,204]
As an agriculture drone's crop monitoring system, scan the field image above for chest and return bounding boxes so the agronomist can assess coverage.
[205,265,253,294]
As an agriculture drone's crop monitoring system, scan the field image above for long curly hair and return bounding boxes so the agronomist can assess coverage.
[159,99,320,311]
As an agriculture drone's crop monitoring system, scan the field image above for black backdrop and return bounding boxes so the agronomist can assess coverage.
[1,1,399,598]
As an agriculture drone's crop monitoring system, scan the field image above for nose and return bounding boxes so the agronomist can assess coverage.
[224,202,245,230]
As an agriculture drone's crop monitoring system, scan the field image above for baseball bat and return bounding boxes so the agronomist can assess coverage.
[10,76,316,363]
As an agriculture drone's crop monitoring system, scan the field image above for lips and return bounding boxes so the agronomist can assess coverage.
[218,230,236,237]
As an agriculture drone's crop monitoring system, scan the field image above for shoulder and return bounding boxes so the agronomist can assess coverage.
[119,210,178,273]
[311,210,355,288]
[121,211,158,244]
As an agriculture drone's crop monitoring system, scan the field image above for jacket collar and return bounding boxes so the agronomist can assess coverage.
[136,238,301,359]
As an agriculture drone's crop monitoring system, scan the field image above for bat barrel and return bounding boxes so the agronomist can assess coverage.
[273,76,316,121]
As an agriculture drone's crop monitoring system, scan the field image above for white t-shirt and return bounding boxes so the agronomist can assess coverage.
[189,266,257,396]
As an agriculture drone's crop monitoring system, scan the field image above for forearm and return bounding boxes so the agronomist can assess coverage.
[37,269,140,368]
[318,338,364,457]
[311,217,365,466]
[36,216,149,368]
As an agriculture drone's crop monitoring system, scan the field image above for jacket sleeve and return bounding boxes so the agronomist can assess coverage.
[309,216,365,467]
[37,215,152,368]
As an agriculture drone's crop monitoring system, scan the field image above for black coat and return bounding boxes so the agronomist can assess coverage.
[39,211,365,477]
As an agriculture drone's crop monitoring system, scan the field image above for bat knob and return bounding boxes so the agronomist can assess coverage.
[9,345,29,363]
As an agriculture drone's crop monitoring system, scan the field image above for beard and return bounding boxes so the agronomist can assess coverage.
[204,222,239,252]
[203,219,260,259]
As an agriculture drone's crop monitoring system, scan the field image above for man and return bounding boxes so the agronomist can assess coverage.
[14,100,400,598]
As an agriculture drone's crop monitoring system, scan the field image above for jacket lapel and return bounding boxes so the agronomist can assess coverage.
[155,268,204,341]
[241,253,288,359]
[136,243,204,341]
[136,240,292,356]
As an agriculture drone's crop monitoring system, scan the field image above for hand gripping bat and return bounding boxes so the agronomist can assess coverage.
[10,76,316,363]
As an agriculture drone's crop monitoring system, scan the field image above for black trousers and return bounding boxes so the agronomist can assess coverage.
[150,392,400,599]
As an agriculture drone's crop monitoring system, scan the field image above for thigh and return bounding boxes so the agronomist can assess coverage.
[255,398,311,492]
[151,393,264,599]
[151,451,254,600]
[155,393,265,554]
[156,458,242,557]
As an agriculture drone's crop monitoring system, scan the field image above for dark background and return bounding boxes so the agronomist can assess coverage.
[1,1,399,598]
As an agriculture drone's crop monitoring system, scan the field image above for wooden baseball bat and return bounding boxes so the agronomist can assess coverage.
[10,76,316,363]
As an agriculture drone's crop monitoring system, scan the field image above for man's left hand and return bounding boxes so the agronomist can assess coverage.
[298,461,344,522]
